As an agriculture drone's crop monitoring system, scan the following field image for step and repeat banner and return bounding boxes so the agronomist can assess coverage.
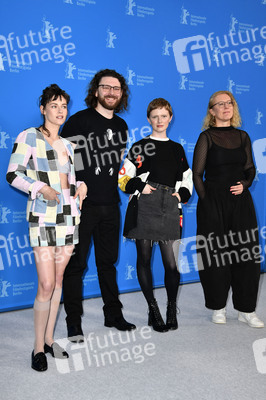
[0,0,265,311]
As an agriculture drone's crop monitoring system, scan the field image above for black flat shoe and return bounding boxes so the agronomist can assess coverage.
[44,343,69,359]
[31,351,47,372]
[104,316,136,331]
[67,325,84,343]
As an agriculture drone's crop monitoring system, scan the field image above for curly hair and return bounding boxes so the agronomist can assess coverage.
[202,90,242,130]
[147,98,173,118]
[39,83,70,137]
[84,69,129,113]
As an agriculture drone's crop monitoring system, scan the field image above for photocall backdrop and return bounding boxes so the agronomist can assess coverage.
[0,0,265,311]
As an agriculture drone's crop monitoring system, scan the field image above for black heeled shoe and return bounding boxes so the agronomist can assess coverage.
[44,343,69,359]
[166,301,179,330]
[148,299,168,333]
[31,351,48,372]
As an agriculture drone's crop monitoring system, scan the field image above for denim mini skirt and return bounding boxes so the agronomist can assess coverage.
[126,181,180,241]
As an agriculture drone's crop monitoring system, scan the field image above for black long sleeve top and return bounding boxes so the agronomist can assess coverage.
[192,126,255,200]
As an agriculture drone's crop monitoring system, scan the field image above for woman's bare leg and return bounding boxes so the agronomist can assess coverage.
[44,245,74,345]
[33,246,55,354]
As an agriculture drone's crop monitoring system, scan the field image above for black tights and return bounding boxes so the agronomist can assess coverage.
[136,239,180,304]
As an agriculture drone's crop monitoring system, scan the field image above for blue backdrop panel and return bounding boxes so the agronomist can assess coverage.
[0,0,265,311]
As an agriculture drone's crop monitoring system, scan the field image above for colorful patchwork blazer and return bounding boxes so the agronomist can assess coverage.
[6,127,82,225]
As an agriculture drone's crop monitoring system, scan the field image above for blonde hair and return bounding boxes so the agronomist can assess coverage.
[202,90,242,130]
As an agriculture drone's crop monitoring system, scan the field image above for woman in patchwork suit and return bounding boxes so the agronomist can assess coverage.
[6,84,87,372]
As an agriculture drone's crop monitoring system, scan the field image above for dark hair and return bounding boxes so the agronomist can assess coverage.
[84,69,129,113]
[39,84,70,136]
[147,98,173,118]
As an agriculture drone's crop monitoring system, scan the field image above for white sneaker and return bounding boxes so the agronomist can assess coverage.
[238,312,264,328]
[212,308,226,324]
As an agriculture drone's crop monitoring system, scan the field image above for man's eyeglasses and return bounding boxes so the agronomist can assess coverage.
[210,100,234,109]
[98,84,122,93]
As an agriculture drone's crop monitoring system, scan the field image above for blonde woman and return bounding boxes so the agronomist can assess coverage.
[192,91,263,328]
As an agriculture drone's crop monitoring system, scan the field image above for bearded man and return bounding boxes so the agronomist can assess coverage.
[61,69,136,342]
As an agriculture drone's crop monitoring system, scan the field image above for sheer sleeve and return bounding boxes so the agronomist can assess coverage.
[241,131,255,189]
[192,132,210,200]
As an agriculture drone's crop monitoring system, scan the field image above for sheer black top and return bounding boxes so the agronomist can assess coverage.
[192,126,255,200]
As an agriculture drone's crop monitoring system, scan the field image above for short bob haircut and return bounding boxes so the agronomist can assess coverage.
[147,98,173,118]
[39,83,70,136]
[202,90,242,130]
[85,69,130,113]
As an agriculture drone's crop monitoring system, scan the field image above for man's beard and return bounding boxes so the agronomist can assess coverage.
[97,94,122,110]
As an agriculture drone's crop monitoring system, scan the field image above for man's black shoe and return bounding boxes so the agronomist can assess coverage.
[104,316,136,331]
[67,325,84,343]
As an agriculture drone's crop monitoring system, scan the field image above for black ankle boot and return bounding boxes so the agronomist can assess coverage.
[148,300,168,332]
[166,301,178,330]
